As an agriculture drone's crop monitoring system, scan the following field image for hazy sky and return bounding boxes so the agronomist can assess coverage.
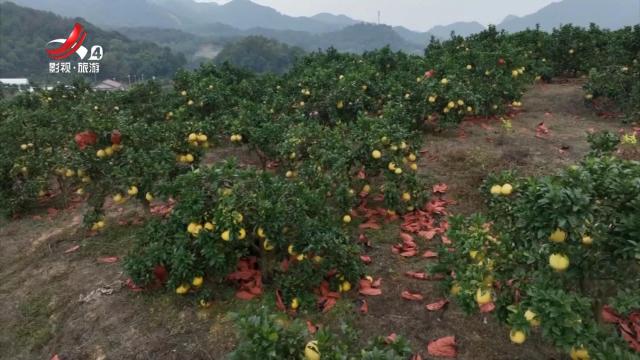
[202,0,561,31]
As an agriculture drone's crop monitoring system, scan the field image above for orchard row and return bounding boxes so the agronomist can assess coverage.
[0,24,637,309]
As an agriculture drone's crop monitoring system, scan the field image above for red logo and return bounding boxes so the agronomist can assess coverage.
[46,23,88,60]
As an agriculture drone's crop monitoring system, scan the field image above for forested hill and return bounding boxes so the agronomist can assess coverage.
[214,36,305,74]
[0,2,186,81]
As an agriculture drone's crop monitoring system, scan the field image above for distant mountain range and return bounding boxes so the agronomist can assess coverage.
[2,0,638,60]
[6,0,638,39]
[497,0,639,32]
[430,21,487,38]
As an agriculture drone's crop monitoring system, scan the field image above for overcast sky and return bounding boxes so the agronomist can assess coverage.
[201,0,561,31]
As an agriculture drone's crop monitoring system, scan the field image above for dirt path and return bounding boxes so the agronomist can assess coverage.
[0,205,237,360]
[0,80,630,360]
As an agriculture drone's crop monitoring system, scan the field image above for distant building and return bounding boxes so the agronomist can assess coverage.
[0,78,30,91]
[94,79,126,91]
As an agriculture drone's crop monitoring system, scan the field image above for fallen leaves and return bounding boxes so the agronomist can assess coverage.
[422,250,438,258]
[110,129,122,145]
[316,281,340,312]
[425,299,449,311]
[124,278,143,292]
[392,232,418,257]
[150,198,175,217]
[602,305,622,323]
[358,299,369,314]
[47,207,59,218]
[359,221,382,230]
[621,312,640,352]
[405,271,428,280]
[592,99,623,119]
[558,144,570,154]
[74,130,97,149]
[403,271,446,281]
[96,256,119,264]
[432,183,449,194]
[306,320,319,334]
[601,306,640,352]
[359,277,382,296]
[535,122,550,138]
[64,245,80,253]
[427,336,457,358]
[480,122,494,131]
[401,290,424,301]
[228,257,262,300]
[385,333,398,344]
[425,199,449,216]
[275,289,286,311]
[479,302,496,313]
[419,229,437,240]
[153,265,168,285]
[354,197,399,231]
[358,233,371,247]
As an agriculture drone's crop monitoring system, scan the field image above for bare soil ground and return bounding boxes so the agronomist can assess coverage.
[0,80,634,360]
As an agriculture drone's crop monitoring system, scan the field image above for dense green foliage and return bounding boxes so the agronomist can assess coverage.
[434,148,640,358]
[503,23,640,120]
[230,307,413,360]
[124,162,363,301]
[585,60,640,122]
[0,2,186,81]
